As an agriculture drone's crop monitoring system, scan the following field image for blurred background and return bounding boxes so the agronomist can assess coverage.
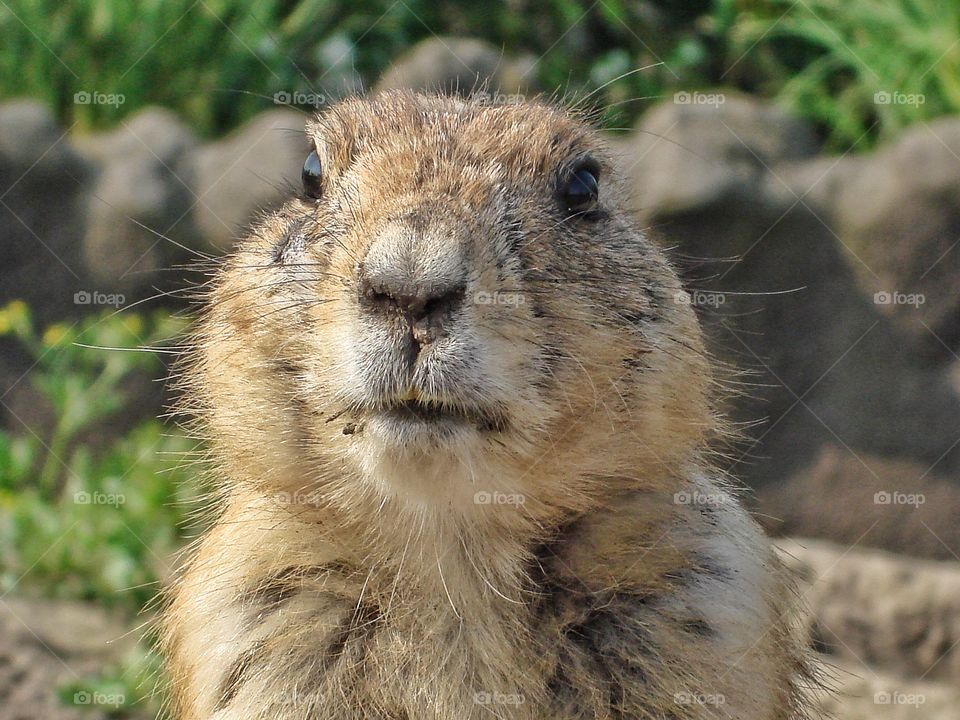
[1,1,959,718]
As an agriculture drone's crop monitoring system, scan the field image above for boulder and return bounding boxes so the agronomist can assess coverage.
[0,596,142,719]
[778,537,960,683]
[0,101,91,324]
[616,93,818,218]
[760,445,960,560]
[190,109,309,253]
[0,100,82,173]
[376,37,535,97]
[611,94,960,491]
[811,654,960,720]
[782,118,960,362]
[74,107,200,296]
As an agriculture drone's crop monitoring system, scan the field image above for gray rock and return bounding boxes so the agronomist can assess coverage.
[806,118,960,361]
[376,37,535,97]
[760,445,960,560]
[75,107,200,295]
[617,93,818,219]
[75,106,197,166]
[611,94,960,493]
[190,109,309,253]
[778,537,960,683]
[0,100,81,173]
[810,653,960,720]
[0,596,142,720]
[0,100,91,324]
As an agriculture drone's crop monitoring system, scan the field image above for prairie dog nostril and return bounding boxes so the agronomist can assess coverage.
[360,277,466,326]
[419,287,466,319]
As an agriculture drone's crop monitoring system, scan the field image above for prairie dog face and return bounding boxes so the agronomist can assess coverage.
[197,92,711,510]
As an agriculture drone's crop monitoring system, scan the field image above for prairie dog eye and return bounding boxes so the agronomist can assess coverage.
[302,150,323,199]
[561,164,599,216]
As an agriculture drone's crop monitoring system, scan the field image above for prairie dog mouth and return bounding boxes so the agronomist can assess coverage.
[386,398,479,424]
[368,396,507,433]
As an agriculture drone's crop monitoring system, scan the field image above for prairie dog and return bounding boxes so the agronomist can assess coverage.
[162,92,812,719]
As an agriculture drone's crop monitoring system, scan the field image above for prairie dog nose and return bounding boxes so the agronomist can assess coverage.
[358,215,469,344]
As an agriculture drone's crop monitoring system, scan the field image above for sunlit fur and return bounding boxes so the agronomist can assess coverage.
[161,92,813,720]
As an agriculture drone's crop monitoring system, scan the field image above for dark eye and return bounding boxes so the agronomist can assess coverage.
[561,165,599,216]
[302,150,323,199]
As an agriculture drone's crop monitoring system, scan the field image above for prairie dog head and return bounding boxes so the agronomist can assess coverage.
[190,92,713,517]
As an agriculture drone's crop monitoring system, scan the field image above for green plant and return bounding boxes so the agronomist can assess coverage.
[727,0,960,149]
[0,301,202,717]
[57,644,163,719]
[0,0,722,134]
[0,0,335,134]
[0,302,199,603]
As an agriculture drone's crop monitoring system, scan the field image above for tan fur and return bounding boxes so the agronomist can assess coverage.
[161,92,813,719]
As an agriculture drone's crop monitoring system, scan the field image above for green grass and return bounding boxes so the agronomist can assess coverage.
[0,0,720,135]
[56,646,164,719]
[3,0,960,146]
[0,301,203,717]
[0,0,335,135]
[5,0,958,148]
[727,0,960,149]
